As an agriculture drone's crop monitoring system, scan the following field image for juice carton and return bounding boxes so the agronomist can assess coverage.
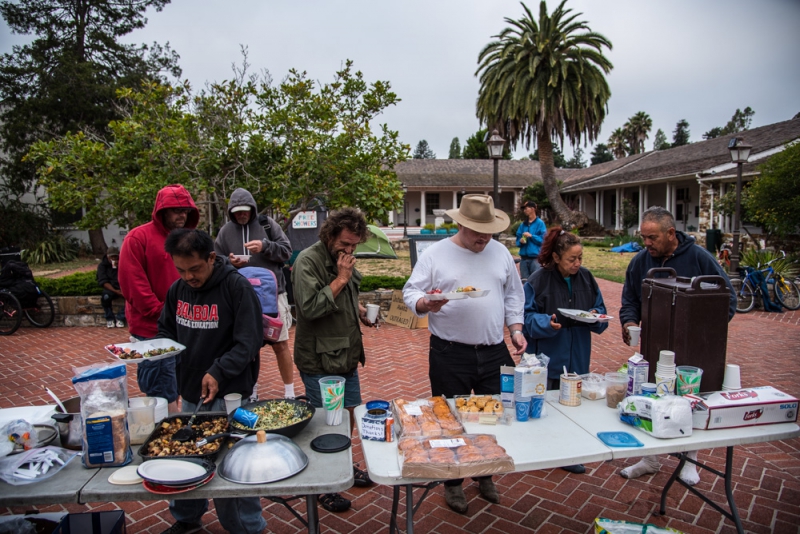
[500,365,515,410]
[627,353,649,396]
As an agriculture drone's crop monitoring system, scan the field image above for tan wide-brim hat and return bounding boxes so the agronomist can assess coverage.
[445,194,510,234]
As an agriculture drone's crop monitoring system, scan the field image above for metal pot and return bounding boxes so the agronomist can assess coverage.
[227,396,315,438]
[51,396,82,450]
[219,431,308,484]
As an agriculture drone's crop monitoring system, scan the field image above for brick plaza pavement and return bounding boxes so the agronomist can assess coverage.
[1,279,799,533]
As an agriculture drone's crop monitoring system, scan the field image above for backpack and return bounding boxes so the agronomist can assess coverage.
[238,266,283,343]
[0,260,40,307]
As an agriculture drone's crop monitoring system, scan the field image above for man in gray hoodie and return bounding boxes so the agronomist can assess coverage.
[214,188,295,398]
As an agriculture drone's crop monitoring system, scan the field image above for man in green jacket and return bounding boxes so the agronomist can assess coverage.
[292,207,375,512]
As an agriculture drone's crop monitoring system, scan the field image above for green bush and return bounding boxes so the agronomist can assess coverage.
[35,271,102,296]
[360,275,409,292]
[23,234,81,264]
[509,221,521,236]
[740,249,799,278]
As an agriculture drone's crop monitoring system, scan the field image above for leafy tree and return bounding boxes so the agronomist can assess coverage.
[529,146,567,168]
[703,126,724,140]
[672,119,691,147]
[608,128,628,159]
[623,111,652,155]
[475,0,612,228]
[564,146,586,169]
[412,140,436,159]
[653,128,670,150]
[589,143,613,165]
[0,0,180,251]
[28,59,409,233]
[794,112,800,120]
[745,142,800,237]
[461,129,511,159]
[614,197,638,233]
[448,137,462,159]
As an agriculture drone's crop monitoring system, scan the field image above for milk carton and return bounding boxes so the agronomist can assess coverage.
[627,353,649,396]
[500,365,515,410]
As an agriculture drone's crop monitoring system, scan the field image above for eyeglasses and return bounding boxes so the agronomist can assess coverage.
[169,208,192,215]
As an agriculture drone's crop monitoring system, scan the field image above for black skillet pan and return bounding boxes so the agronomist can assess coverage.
[227,395,315,438]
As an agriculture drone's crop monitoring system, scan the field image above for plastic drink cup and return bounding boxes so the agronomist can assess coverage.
[641,383,658,395]
[676,366,703,395]
[366,304,380,324]
[655,373,676,395]
[627,326,641,347]
[224,393,242,414]
[659,350,675,366]
[515,399,531,421]
[722,364,741,390]
[127,398,156,445]
[319,376,346,426]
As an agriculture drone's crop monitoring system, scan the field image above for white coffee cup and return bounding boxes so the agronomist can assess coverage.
[224,393,242,414]
[628,326,641,347]
[366,303,380,324]
[722,364,742,390]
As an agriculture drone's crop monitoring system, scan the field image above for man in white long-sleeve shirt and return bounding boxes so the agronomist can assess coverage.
[403,194,527,514]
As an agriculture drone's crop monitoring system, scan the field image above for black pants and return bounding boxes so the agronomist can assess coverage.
[428,334,515,487]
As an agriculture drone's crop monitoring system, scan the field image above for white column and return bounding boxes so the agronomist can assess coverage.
[595,192,600,224]
[578,194,584,212]
[599,191,605,228]
[452,190,458,210]
[420,191,426,227]
[709,186,715,229]
[638,185,644,229]
[615,187,622,230]
[643,186,649,213]
[388,211,394,224]
[665,184,672,215]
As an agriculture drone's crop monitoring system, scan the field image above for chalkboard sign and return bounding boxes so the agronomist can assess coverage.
[409,234,448,268]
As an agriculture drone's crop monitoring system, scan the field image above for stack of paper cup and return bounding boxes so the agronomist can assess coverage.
[655,350,676,395]
[722,364,742,390]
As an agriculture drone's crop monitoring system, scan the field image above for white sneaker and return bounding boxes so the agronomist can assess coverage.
[116,320,125,328]
[106,320,115,328]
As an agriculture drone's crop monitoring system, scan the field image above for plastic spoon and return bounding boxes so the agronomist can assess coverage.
[173,397,205,443]
[45,387,67,414]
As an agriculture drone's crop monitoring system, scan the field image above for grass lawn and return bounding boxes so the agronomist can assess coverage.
[356,244,634,283]
[34,242,636,283]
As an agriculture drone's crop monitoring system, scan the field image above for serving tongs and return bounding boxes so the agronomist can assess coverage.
[173,396,205,443]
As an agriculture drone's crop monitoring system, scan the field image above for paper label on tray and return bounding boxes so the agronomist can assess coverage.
[478,415,497,425]
[403,405,423,416]
[429,438,466,448]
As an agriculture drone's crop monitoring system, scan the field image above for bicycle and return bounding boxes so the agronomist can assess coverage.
[0,289,22,335]
[23,287,55,328]
[731,253,800,313]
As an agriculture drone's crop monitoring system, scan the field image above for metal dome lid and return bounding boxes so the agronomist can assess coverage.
[219,431,308,484]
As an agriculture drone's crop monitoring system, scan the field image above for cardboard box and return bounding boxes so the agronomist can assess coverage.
[685,386,799,430]
[384,290,428,329]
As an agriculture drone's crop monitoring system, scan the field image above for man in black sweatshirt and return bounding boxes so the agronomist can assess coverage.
[157,228,266,534]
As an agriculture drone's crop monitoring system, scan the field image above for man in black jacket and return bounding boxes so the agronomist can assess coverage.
[97,246,126,328]
[157,229,266,534]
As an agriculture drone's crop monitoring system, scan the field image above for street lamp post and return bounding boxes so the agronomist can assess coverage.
[402,184,408,239]
[486,130,505,206]
[727,136,752,275]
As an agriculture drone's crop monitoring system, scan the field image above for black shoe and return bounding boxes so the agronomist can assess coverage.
[561,464,586,474]
[353,464,372,487]
[320,492,351,513]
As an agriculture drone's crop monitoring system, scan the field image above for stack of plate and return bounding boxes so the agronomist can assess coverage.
[135,458,216,495]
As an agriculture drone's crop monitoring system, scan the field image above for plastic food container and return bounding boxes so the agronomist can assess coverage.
[605,372,628,409]
[453,395,512,425]
[580,373,607,400]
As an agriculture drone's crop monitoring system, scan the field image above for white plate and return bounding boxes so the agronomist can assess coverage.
[137,459,208,485]
[232,254,251,262]
[466,290,490,298]
[105,338,185,364]
[108,465,143,485]
[557,308,614,324]
[425,292,469,301]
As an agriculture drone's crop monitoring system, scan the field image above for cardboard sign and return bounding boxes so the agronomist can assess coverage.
[292,211,317,229]
[384,290,428,329]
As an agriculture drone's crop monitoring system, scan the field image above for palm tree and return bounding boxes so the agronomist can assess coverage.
[608,128,628,159]
[624,111,652,155]
[475,0,612,228]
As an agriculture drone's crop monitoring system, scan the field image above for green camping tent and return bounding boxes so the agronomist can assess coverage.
[354,225,397,259]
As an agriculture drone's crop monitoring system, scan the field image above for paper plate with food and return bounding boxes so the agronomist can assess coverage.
[557,308,614,323]
[455,286,490,298]
[105,338,185,364]
[425,289,468,301]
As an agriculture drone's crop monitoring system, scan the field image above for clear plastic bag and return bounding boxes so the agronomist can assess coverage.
[71,362,132,468]
[0,446,79,485]
[0,420,38,456]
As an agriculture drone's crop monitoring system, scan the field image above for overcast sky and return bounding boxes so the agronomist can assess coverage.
[2,0,799,161]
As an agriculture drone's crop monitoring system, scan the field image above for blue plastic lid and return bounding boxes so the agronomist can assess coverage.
[597,431,644,447]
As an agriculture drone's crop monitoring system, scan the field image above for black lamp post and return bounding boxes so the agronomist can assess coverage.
[727,136,752,275]
[402,184,408,239]
[487,129,505,206]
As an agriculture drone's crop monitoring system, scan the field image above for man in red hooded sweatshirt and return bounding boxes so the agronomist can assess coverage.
[119,184,199,413]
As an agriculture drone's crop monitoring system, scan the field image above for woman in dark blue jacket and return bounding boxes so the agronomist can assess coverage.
[523,228,608,473]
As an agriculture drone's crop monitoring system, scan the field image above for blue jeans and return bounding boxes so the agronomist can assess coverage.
[169,398,267,533]
[519,257,540,280]
[100,290,126,322]
[131,334,179,403]
[300,370,362,409]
